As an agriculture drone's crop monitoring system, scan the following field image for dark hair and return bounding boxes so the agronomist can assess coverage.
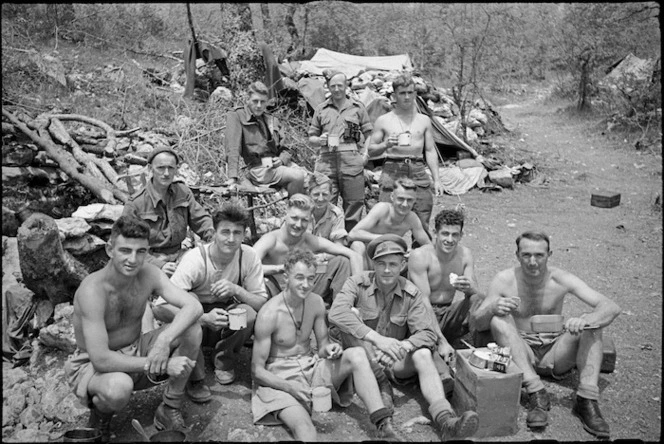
[212,201,249,230]
[110,216,150,243]
[392,72,415,91]
[393,177,417,192]
[247,81,269,97]
[284,249,317,274]
[516,231,551,252]
[434,209,465,232]
[287,193,314,213]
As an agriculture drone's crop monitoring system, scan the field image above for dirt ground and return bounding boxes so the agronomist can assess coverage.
[58,91,662,442]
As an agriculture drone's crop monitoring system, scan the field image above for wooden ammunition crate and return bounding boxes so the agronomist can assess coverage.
[452,348,523,437]
[591,190,621,208]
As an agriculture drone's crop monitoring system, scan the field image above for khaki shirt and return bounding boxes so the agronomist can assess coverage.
[122,180,214,268]
[308,98,373,142]
[225,105,286,179]
[307,203,347,242]
[328,271,437,350]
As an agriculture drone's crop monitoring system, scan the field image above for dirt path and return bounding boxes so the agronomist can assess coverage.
[99,94,663,442]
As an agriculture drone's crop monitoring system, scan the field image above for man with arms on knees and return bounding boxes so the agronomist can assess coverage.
[308,70,373,232]
[328,235,479,440]
[368,72,442,238]
[471,231,621,438]
[408,209,482,392]
[123,147,214,278]
[64,216,203,442]
[348,177,430,268]
[225,80,306,196]
[251,249,402,441]
[253,194,363,306]
[152,202,267,394]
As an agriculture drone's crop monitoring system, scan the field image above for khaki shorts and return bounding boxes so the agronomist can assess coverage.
[519,330,567,378]
[64,326,168,407]
[252,353,354,425]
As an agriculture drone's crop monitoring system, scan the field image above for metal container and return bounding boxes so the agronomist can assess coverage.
[530,314,564,333]
[150,430,186,442]
[63,428,102,443]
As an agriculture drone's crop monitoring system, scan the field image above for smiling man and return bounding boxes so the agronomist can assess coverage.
[368,72,442,239]
[151,202,267,392]
[408,209,482,357]
[308,70,373,232]
[348,177,430,268]
[122,147,214,277]
[225,81,306,196]
[64,216,203,441]
[328,234,479,441]
[471,231,621,438]
[252,194,363,307]
[251,249,401,441]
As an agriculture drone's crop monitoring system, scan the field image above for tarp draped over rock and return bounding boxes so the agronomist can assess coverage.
[294,48,413,78]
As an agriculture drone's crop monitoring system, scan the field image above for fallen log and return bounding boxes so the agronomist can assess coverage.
[49,118,109,185]
[17,213,90,306]
[47,113,118,155]
[3,108,117,204]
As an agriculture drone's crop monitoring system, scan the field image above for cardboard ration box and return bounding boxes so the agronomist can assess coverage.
[452,348,523,438]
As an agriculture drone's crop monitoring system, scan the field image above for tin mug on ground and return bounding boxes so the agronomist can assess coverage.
[312,386,332,412]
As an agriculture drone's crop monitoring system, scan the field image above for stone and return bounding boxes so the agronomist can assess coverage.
[3,207,19,237]
[54,217,91,239]
[55,393,90,423]
[7,428,51,443]
[38,318,76,353]
[63,233,106,255]
[209,87,233,104]
[174,162,199,187]
[19,404,44,428]
[25,386,41,406]
[2,237,23,289]
[469,108,488,124]
[465,126,478,142]
[3,367,30,387]
[3,408,16,427]
[72,204,124,222]
[54,302,74,322]
[41,383,71,421]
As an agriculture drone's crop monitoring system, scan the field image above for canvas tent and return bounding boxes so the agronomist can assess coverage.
[296,48,414,78]
[280,48,477,159]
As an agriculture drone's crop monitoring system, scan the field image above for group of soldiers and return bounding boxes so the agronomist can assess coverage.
[64,72,621,442]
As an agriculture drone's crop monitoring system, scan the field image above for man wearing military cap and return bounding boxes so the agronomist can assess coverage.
[328,234,479,440]
[225,81,306,196]
[123,147,214,277]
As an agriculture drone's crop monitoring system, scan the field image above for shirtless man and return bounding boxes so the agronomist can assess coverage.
[348,177,430,268]
[64,216,203,441]
[251,250,401,441]
[253,194,363,305]
[471,231,621,438]
[368,72,442,238]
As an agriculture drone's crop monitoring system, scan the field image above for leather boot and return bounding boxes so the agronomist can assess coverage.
[572,395,610,439]
[87,407,113,443]
[526,388,550,429]
[370,359,394,414]
[436,410,479,440]
[376,417,406,442]
[154,402,187,431]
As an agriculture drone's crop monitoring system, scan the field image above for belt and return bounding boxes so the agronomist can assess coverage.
[320,142,357,154]
[384,156,424,163]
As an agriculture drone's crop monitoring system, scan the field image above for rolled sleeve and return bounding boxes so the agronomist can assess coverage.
[328,277,373,339]
[185,193,214,242]
[357,104,373,134]
[307,108,323,137]
[243,248,268,299]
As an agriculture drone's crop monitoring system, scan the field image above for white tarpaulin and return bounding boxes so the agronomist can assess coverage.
[297,48,413,78]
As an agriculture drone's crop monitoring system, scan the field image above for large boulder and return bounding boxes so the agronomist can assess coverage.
[54,217,91,239]
[38,303,76,353]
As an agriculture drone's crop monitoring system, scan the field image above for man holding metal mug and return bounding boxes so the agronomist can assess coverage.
[308,70,374,232]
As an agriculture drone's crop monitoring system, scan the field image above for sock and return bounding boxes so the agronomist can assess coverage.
[162,385,185,409]
[523,376,545,394]
[576,383,600,401]
[428,398,454,425]
[369,407,392,426]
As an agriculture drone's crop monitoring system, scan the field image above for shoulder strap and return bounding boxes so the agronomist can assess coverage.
[199,244,208,282]
[237,245,243,285]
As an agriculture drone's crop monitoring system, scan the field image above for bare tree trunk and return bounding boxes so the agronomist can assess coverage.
[577,49,593,111]
[285,4,300,58]
[248,3,266,44]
